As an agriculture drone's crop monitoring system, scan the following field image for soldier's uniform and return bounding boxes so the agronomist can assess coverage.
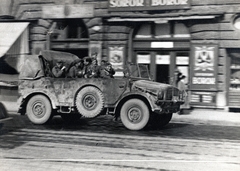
[52,61,66,78]
[100,61,115,78]
[68,59,84,78]
[84,58,100,78]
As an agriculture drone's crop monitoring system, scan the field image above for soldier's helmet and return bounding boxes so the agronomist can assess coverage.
[83,56,92,64]
[105,62,112,72]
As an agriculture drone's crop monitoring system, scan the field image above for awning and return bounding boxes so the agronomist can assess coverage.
[107,15,218,23]
[0,22,29,58]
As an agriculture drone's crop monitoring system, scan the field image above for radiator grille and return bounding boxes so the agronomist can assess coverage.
[165,87,179,100]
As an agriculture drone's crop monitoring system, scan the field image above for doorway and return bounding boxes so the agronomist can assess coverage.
[155,51,171,84]
[156,65,169,84]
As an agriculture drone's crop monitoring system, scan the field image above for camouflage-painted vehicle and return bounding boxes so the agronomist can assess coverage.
[17,50,185,130]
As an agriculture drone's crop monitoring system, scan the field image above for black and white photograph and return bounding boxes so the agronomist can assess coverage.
[0,0,240,171]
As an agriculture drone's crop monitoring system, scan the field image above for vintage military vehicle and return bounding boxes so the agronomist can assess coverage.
[17,50,185,130]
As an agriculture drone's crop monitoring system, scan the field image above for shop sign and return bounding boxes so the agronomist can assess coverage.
[108,0,191,11]
[190,91,216,106]
[151,42,173,48]
[190,44,218,91]
[42,4,94,19]
[108,45,125,70]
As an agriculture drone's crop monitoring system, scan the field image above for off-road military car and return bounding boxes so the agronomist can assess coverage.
[17,50,185,130]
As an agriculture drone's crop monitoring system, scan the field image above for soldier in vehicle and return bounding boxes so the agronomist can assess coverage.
[100,60,115,78]
[83,56,92,78]
[100,59,107,71]
[52,60,66,78]
[84,53,100,78]
[89,57,100,78]
[68,59,84,78]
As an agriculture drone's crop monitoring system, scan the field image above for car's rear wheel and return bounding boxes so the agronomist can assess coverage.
[26,95,52,124]
[120,99,150,130]
[76,86,104,118]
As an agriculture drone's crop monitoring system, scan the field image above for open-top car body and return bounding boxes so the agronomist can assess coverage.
[18,50,185,130]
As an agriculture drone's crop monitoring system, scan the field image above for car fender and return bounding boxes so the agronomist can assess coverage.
[19,89,58,109]
[115,91,157,112]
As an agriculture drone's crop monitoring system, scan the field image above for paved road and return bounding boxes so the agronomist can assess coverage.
[0,111,240,171]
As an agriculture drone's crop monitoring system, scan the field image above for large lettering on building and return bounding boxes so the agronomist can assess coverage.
[190,44,218,91]
[109,0,190,11]
[109,0,144,7]
[151,0,188,6]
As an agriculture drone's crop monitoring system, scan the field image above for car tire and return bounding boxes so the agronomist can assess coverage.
[120,99,150,131]
[26,95,52,124]
[76,86,104,118]
[150,113,173,128]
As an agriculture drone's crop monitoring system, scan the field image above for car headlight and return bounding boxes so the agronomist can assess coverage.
[157,91,164,100]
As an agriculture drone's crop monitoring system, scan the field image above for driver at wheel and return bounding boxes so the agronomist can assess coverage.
[52,60,66,78]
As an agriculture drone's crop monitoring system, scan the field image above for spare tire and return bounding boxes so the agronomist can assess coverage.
[76,86,104,118]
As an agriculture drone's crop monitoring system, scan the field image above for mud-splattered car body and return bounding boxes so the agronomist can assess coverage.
[18,50,185,130]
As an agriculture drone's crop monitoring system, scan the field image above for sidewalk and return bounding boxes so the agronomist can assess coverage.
[172,108,240,126]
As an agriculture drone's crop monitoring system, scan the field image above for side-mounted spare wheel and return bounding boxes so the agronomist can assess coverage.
[26,95,52,124]
[120,98,150,131]
[76,86,104,118]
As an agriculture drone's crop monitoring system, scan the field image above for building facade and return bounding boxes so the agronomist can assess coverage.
[1,0,240,110]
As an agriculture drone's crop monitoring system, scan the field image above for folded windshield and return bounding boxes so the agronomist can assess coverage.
[127,63,151,79]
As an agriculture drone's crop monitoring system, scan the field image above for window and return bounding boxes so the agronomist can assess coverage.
[173,23,190,38]
[134,22,190,39]
[176,52,189,85]
[52,19,88,39]
[135,23,152,38]
[155,23,171,38]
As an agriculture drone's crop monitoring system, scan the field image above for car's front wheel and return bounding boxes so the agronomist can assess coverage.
[120,99,150,131]
[26,95,52,124]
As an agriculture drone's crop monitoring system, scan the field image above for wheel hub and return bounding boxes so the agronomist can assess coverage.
[32,102,45,118]
[128,107,142,123]
[83,95,96,109]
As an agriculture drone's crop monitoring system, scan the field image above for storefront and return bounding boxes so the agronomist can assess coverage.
[105,0,224,109]
[1,0,240,110]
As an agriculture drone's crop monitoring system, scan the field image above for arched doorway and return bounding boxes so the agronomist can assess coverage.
[49,19,89,58]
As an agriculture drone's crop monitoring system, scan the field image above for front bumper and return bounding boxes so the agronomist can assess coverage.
[153,101,184,114]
